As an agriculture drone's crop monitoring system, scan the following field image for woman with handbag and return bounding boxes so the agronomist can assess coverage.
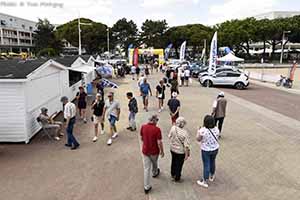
[168,117,190,182]
[196,115,220,188]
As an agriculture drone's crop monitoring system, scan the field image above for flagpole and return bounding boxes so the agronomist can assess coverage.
[78,17,82,55]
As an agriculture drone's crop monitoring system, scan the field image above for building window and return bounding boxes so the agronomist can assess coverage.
[69,70,82,87]
[22,24,25,29]
[29,26,32,31]
[10,18,12,22]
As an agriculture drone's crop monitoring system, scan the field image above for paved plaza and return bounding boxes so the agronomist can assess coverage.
[1,73,300,200]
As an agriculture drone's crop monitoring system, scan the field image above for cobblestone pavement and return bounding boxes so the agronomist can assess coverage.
[0,73,299,200]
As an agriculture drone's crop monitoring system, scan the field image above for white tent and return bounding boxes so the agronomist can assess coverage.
[217,53,244,62]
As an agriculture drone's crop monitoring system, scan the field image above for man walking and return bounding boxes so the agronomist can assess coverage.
[126,92,138,131]
[91,93,105,142]
[212,92,227,137]
[167,92,181,125]
[140,114,164,194]
[140,78,152,112]
[61,96,80,150]
[103,92,121,145]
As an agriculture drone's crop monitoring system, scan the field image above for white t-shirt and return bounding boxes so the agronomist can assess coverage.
[105,99,120,117]
[184,69,190,77]
[64,102,76,119]
[197,127,219,151]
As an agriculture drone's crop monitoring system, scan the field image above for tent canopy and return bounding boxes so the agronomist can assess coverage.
[217,53,244,62]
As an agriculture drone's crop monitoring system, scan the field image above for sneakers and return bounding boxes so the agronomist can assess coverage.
[152,168,160,178]
[158,109,162,113]
[83,118,87,123]
[209,175,215,182]
[92,136,98,142]
[112,132,118,139]
[100,130,105,135]
[144,186,152,194]
[197,180,208,188]
[54,136,60,141]
[107,138,112,145]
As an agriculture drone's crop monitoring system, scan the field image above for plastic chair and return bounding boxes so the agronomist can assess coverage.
[36,117,54,141]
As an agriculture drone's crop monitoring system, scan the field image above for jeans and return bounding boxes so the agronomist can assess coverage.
[108,115,118,127]
[129,112,136,129]
[143,154,159,190]
[171,151,185,181]
[215,117,225,133]
[201,149,219,181]
[66,117,79,147]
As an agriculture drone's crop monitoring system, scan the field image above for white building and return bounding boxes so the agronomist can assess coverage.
[254,11,300,20]
[0,13,36,53]
[0,59,68,143]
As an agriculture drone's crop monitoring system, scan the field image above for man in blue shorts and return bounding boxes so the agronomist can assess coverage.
[103,92,121,145]
[140,78,152,112]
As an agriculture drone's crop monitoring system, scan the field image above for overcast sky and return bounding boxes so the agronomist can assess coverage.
[0,0,299,27]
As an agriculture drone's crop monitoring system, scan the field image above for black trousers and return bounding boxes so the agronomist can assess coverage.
[215,117,225,133]
[171,151,185,181]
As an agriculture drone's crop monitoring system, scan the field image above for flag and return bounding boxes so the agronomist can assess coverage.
[165,43,173,60]
[133,48,139,66]
[102,78,119,88]
[180,41,186,61]
[208,32,218,75]
[200,47,206,60]
[128,44,133,63]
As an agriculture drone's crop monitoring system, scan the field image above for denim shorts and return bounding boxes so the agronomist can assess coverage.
[108,115,118,126]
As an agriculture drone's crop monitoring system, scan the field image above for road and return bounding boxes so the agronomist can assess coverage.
[0,73,300,200]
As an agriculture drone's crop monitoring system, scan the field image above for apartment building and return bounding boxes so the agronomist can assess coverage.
[254,11,300,20]
[0,13,36,53]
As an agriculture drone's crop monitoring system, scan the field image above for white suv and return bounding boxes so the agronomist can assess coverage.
[200,71,250,89]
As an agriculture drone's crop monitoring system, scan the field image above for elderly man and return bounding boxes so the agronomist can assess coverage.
[61,96,80,150]
[38,107,63,141]
[212,91,227,138]
[140,114,164,194]
[167,92,181,125]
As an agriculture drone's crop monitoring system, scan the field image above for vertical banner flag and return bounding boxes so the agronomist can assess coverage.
[289,61,297,81]
[133,48,139,67]
[128,44,133,62]
[208,32,218,75]
[165,43,173,60]
[200,47,206,60]
[179,41,186,61]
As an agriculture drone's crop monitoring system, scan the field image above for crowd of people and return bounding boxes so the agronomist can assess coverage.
[38,62,228,194]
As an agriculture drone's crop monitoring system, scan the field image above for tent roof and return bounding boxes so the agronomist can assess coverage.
[217,53,244,62]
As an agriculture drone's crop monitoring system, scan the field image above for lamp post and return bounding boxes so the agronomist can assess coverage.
[280,30,291,64]
[78,17,92,55]
[107,27,110,59]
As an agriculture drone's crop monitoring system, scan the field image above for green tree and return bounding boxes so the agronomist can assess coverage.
[140,19,168,48]
[111,18,138,53]
[34,19,62,56]
[56,18,107,54]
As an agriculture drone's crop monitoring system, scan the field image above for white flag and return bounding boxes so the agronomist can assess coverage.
[180,41,186,61]
[208,32,218,75]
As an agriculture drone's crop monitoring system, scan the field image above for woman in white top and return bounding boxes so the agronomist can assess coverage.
[196,115,220,188]
[168,117,190,182]
[184,68,190,86]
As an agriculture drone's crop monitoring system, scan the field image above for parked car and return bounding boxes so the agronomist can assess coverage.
[190,64,207,78]
[198,65,238,78]
[199,71,250,89]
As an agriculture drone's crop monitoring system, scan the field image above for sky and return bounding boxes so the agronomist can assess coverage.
[0,0,299,27]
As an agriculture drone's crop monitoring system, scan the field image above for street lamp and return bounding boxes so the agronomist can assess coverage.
[78,17,92,55]
[280,30,291,64]
[107,27,110,59]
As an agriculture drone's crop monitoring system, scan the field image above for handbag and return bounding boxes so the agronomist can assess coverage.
[207,128,219,144]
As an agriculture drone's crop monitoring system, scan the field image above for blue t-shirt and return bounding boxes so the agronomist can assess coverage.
[140,83,151,95]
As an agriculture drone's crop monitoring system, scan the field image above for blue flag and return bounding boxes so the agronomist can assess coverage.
[165,43,173,60]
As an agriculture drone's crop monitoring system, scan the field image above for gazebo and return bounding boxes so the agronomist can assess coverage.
[217,53,245,62]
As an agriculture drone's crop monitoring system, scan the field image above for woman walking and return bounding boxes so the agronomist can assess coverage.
[156,80,166,113]
[196,115,220,188]
[76,86,87,123]
[168,117,190,182]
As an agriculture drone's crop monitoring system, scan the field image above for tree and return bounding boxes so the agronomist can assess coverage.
[111,18,138,54]
[56,18,107,54]
[140,19,168,48]
[34,19,62,56]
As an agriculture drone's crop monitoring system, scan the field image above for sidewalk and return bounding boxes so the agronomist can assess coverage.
[134,73,300,200]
